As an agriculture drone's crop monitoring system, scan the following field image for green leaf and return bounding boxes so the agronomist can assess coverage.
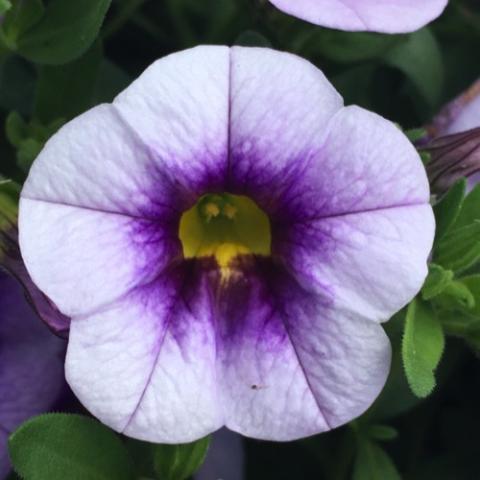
[1,0,44,47]
[5,111,29,147]
[312,30,405,64]
[123,439,157,480]
[8,414,135,480]
[369,319,423,420]
[404,127,426,143]
[34,41,102,123]
[435,221,480,273]
[367,425,398,442]
[421,263,454,300]
[0,0,12,16]
[384,28,444,108]
[153,436,211,480]
[419,151,431,165]
[235,30,271,47]
[433,178,466,242]
[352,440,401,480]
[15,0,112,65]
[0,179,20,225]
[16,137,42,171]
[458,275,480,318]
[402,298,445,398]
[453,184,480,230]
[5,112,63,172]
[434,280,475,311]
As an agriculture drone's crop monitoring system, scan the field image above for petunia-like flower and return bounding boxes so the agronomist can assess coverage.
[19,46,434,443]
[267,0,448,34]
[426,78,480,192]
[0,270,66,478]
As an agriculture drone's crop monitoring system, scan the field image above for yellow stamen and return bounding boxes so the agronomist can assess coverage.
[222,203,237,220]
[203,202,220,221]
[178,194,271,279]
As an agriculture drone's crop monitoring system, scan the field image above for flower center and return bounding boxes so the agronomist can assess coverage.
[179,193,271,277]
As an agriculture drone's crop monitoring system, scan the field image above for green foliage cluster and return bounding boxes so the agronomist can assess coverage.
[8,414,209,480]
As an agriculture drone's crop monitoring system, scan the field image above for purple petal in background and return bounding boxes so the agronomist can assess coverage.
[0,271,67,478]
[426,78,480,191]
[195,429,245,480]
[1,228,70,337]
[268,0,448,33]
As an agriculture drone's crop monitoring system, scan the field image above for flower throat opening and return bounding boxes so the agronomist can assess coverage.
[179,193,271,276]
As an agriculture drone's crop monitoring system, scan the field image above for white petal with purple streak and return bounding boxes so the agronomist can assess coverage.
[19,46,434,442]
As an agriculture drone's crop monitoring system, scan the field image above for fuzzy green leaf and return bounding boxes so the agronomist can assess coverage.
[435,220,480,273]
[434,280,475,311]
[421,263,454,300]
[458,275,480,318]
[454,184,480,230]
[8,414,135,480]
[402,298,445,398]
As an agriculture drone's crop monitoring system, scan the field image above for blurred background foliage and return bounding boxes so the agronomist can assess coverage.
[1,0,480,479]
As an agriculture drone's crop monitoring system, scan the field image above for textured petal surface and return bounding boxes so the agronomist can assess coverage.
[0,272,66,476]
[22,46,231,216]
[228,47,343,208]
[19,201,179,317]
[216,260,391,440]
[268,0,448,33]
[20,45,231,319]
[65,261,223,443]
[281,206,434,323]
[271,107,434,319]
[21,105,176,219]
[113,46,230,195]
[260,106,430,223]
